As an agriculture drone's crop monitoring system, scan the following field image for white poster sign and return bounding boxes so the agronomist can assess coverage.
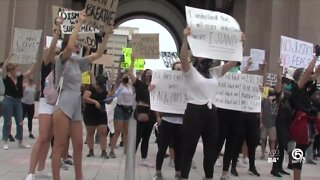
[240,56,259,71]
[215,73,263,112]
[59,11,99,34]
[266,73,278,87]
[280,36,313,68]
[250,48,265,64]
[150,70,188,114]
[160,52,180,68]
[12,28,42,64]
[185,6,242,61]
[150,70,262,113]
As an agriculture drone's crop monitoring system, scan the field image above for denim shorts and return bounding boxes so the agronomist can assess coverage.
[114,106,132,121]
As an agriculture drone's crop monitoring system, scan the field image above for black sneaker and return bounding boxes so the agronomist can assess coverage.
[87,152,94,158]
[279,169,290,175]
[8,135,15,142]
[231,167,238,176]
[63,158,74,166]
[270,170,282,177]
[101,152,109,159]
[29,134,35,139]
[249,168,260,177]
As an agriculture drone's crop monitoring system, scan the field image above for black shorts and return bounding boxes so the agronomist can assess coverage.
[83,111,108,126]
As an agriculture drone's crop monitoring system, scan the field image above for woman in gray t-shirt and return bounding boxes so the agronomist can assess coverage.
[51,11,113,180]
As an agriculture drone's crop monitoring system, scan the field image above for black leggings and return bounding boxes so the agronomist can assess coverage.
[214,108,242,172]
[313,135,320,154]
[180,104,218,179]
[292,144,309,170]
[272,124,290,171]
[156,120,183,172]
[232,113,260,170]
[22,103,35,133]
[135,108,156,159]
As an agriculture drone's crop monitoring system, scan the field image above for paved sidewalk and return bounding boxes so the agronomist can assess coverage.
[0,118,319,180]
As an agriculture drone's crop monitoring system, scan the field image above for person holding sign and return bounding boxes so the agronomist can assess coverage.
[2,53,35,150]
[51,10,112,180]
[151,62,184,180]
[26,16,63,180]
[129,57,155,168]
[179,27,237,180]
[288,57,320,180]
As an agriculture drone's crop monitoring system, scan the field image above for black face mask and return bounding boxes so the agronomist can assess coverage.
[196,59,213,78]
[123,77,129,84]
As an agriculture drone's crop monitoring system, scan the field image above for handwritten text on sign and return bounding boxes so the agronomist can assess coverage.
[59,11,99,34]
[150,70,188,114]
[280,36,313,68]
[78,33,96,48]
[85,0,119,30]
[150,70,262,113]
[266,73,277,87]
[121,48,144,70]
[12,28,42,64]
[132,34,159,59]
[215,73,263,112]
[185,6,242,61]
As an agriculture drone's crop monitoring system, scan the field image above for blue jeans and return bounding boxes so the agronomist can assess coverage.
[2,97,23,141]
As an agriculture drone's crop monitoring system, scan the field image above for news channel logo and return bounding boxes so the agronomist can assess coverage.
[291,148,306,163]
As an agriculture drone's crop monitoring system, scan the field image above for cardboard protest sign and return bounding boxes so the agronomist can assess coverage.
[132,34,159,59]
[78,33,96,48]
[11,28,42,64]
[262,87,269,99]
[92,54,114,67]
[250,49,265,64]
[82,71,91,84]
[52,5,69,35]
[215,73,263,112]
[106,34,128,61]
[160,52,180,68]
[280,36,313,68]
[240,56,259,72]
[185,6,242,61]
[121,48,144,70]
[85,0,119,30]
[266,73,277,87]
[58,11,99,34]
[150,70,188,114]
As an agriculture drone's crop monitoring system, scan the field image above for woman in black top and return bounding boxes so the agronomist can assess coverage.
[2,53,34,150]
[83,75,112,159]
[129,57,156,167]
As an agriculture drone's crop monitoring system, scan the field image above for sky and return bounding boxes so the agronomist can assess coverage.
[119,19,177,70]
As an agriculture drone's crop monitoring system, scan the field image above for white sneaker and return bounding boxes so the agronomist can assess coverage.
[19,143,31,149]
[242,157,249,165]
[25,174,35,180]
[36,170,52,177]
[237,159,247,168]
[140,159,154,168]
[215,158,222,167]
[169,159,175,168]
[60,159,69,170]
[3,143,9,150]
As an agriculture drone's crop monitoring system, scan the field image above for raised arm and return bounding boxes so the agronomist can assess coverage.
[242,58,253,74]
[128,57,137,84]
[23,64,36,80]
[61,10,86,61]
[2,52,12,77]
[275,59,282,93]
[44,17,63,65]
[180,27,191,73]
[298,56,316,89]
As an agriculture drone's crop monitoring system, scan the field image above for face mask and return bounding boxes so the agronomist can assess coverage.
[283,83,292,92]
[122,77,129,84]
